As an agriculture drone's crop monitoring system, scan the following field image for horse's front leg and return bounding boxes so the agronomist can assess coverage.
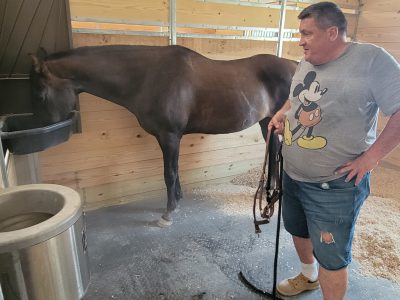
[156,132,182,227]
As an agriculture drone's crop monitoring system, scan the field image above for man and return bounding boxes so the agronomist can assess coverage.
[268,2,400,300]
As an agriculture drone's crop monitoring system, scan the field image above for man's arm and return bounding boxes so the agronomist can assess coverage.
[336,109,400,185]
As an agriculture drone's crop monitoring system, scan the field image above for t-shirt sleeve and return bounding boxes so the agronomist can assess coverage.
[369,47,400,116]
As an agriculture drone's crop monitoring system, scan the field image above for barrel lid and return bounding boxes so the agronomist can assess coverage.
[0,184,82,253]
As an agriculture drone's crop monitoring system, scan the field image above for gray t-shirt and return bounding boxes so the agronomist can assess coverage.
[282,42,400,182]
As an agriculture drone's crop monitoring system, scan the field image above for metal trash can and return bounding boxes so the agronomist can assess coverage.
[0,184,90,300]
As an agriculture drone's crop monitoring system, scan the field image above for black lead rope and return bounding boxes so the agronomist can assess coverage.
[272,154,283,299]
[239,128,284,300]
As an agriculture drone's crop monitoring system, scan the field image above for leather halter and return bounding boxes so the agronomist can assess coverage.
[253,127,283,234]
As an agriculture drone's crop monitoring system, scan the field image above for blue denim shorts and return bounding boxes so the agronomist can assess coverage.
[282,171,370,270]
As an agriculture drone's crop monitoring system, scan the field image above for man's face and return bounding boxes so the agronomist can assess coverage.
[299,17,334,65]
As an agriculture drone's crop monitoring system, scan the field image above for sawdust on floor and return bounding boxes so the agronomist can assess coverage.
[198,164,400,283]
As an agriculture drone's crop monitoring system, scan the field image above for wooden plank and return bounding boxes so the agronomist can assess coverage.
[360,0,400,12]
[83,174,238,210]
[71,21,168,33]
[177,1,300,28]
[346,14,358,38]
[328,0,360,9]
[83,188,165,210]
[69,0,302,28]
[41,122,263,157]
[283,41,303,60]
[69,0,169,22]
[82,157,262,204]
[295,2,358,14]
[41,143,265,188]
[178,37,276,59]
[179,37,304,60]
[39,125,155,155]
[356,27,400,44]
[39,125,264,174]
[356,1,400,63]
[72,32,169,48]
[357,11,400,28]
[80,110,139,132]
[72,20,245,37]
[79,93,126,112]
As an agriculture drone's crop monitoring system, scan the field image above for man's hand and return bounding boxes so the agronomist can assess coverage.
[337,109,400,185]
[335,152,378,186]
[268,112,286,135]
[268,100,291,135]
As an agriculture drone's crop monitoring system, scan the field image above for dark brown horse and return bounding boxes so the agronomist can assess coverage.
[30,45,297,226]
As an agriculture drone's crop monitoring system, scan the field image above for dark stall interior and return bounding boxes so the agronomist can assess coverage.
[0,0,74,113]
[0,0,80,158]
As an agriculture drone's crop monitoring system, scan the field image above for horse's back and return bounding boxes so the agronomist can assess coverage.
[180,52,296,134]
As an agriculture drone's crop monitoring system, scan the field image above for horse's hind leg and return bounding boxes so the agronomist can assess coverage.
[156,132,182,227]
[175,174,182,203]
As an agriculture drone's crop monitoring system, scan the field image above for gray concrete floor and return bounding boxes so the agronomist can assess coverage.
[83,190,400,300]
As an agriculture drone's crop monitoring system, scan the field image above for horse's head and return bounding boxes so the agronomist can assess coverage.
[30,54,78,125]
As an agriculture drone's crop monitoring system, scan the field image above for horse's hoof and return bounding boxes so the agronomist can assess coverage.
[157,217,173,228]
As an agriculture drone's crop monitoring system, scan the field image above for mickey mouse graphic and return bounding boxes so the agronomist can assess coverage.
[284,71,328,149]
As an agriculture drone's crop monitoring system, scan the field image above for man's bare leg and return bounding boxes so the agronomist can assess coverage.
[319,266,348,300]
[293,236,315,264]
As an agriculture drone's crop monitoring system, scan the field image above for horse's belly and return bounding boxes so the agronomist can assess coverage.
[186,112,262,134]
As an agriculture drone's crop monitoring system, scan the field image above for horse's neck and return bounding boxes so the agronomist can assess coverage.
[47,55,140,110]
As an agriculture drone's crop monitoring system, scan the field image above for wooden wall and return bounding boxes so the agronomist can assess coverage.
[356,0,400,179]
[38,1,360,209]
[357,0,400,62]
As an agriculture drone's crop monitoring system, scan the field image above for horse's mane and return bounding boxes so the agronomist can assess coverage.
[45,45,199,61]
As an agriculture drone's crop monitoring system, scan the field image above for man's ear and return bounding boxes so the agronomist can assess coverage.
[327,26,339,41]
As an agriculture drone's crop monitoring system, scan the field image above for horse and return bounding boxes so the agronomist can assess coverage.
[29,45,297,227]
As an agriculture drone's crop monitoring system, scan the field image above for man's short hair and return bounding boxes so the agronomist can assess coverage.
[298,1,347,35]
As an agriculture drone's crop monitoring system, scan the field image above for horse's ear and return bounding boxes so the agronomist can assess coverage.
[37,47,48,60]
[29,54,41,73]
[29,54,51,77]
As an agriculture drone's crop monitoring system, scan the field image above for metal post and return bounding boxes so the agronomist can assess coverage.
[169,0,177,45]
[276,0,287,57]
[0,140,9,188]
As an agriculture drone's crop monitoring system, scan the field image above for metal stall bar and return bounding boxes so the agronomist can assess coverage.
[71,17,299,42]
[0,141,9,188]
[169,0,177,45]
[276,0,288,57]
